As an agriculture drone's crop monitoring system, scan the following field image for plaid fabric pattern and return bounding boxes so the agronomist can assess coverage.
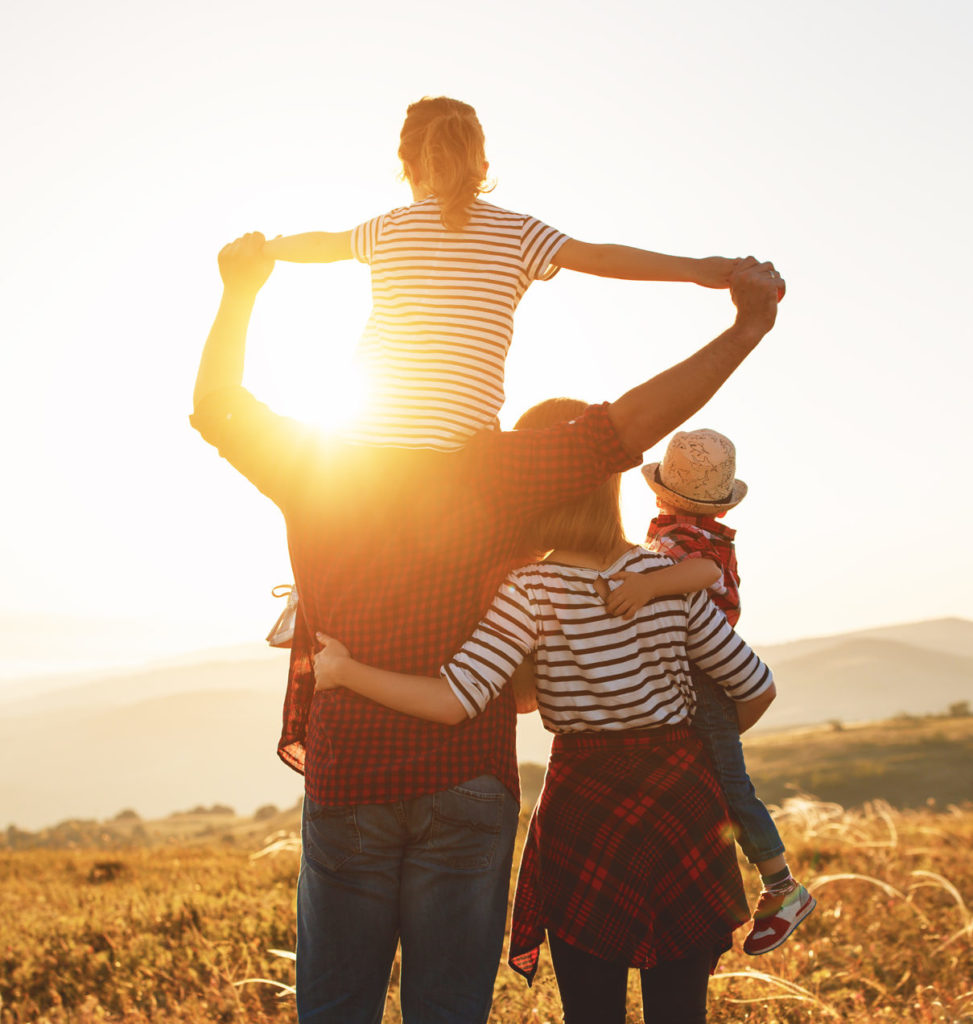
[508,726,749,983]
[646,515,740,626]
[190,388,638,807]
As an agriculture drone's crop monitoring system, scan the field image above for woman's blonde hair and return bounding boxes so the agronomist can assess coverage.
[398,96,492,231]
[515,398,626,559]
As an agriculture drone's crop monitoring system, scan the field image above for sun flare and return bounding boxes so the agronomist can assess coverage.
[279,361,369,434]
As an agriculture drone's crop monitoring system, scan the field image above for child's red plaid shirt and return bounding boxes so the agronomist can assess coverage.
[191,388,638,807]
[645,514,740,626]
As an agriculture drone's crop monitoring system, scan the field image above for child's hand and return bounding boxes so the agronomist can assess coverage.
[693,256,741,289]
[604,572,660,620]
[262,235,284,260]
[313,632,350,691]
[218,232,275,294]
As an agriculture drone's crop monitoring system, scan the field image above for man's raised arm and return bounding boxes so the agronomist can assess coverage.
[608,258,783,456]
[193,232,275,409]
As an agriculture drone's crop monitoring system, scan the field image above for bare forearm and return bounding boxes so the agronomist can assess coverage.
[653,558,722,594]
[736,682,777,733]
[193,287,257,407]
[608,320,764,455]
[556,241,698,281]
[338,660,468,725]
[264,231,353,264]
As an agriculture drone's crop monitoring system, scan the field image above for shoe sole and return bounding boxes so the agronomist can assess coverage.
[744,894,817,956]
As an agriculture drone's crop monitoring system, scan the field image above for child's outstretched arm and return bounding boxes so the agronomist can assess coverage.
[264,231,353,264]
[555,241,785,295]
[605,558,721,620]
[313,633,469,725]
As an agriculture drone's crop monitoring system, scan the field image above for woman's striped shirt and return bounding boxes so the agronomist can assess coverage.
[347,197,568,451]
[442,546,773,732]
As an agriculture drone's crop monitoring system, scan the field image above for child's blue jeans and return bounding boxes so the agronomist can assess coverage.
[691,666,785,866]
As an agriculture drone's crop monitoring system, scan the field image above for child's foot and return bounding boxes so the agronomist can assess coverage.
[743,881,816,955]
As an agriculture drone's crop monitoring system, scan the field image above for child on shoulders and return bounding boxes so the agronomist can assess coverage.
[264,95,745,453]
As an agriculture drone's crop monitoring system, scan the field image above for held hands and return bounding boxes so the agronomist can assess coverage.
[728,256,785,335]
[261,234,284,259]
[695,256,786,303]
[603,572,661,620]
[693,256,743,289]
[313,632,351,692]
[218,232,275,296]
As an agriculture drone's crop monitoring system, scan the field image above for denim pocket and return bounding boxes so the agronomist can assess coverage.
[302,799,362,872]
[429,775,510,871]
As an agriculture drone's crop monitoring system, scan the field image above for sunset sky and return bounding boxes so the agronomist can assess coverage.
[3,0,971,685]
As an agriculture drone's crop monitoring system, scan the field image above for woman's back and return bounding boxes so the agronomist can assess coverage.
[443,545,771,732]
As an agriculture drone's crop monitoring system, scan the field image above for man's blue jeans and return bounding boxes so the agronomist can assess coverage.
[296,775,519,1024]
[692,667,785,865]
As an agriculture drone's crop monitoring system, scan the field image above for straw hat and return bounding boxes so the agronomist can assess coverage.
[641,429,747,514]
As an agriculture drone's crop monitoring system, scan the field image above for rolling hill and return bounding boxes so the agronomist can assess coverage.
[1,617,970,830]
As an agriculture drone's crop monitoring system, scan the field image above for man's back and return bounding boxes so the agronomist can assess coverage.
[191,388,635,807]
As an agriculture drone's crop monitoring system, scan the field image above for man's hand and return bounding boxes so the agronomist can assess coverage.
[509,659,539,714]
[729,257,784,336]
[218,232,275,296]
[313,632,351,692]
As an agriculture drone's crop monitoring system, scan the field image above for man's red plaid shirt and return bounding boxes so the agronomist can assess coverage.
[645,514,741,626]
[191,389,638,807]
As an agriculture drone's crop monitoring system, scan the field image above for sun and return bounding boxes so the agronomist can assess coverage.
[246,283,370,434]
[276,360,369,434]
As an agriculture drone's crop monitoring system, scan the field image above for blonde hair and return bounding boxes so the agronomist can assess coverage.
[398,96,492,231]
[515,399,625,559]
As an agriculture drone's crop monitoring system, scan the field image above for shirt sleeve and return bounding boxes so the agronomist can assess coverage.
[647,523,737,621]
[189,387,316,511]
[350,214,384,265]
[521,216,570,282]
[684,591,772,702]
[469,402,640,525]
[648,523,714,561]
[442,575,538,718]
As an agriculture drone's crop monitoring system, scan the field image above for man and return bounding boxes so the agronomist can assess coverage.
[192,233,783,1023]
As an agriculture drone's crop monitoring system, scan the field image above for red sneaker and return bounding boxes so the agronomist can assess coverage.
[743,882,816,955]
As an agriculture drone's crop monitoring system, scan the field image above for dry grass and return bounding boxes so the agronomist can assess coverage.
[1,798,971,1023]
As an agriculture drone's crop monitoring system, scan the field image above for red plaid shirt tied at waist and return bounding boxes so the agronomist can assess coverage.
[190,388,638,807]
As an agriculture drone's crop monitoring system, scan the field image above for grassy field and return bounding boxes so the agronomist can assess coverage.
[2,795,972,1023]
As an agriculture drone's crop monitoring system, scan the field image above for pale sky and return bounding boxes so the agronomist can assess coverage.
[3,0,972,684]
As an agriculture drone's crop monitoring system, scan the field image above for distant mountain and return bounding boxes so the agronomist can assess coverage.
[752,634,973,731]
[0,679,301,831]
[517,618,973,764]
[1,618,970,830]
[753,616,973,663]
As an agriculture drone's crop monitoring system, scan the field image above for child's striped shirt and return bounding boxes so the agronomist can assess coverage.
[348,197,568,451]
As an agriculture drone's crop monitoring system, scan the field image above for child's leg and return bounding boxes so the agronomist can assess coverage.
[690,667,785,866]
[691,667,816,955]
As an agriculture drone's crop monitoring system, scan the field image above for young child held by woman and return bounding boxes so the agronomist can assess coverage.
[608,427,816,954]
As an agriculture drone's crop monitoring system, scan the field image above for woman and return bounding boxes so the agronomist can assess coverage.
[314,398,777,1024]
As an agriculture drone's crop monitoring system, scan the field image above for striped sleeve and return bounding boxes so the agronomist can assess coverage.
[684,592,773,702]
[350,214,384,265]
[521,216,569,282]
[441,576,539,718]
